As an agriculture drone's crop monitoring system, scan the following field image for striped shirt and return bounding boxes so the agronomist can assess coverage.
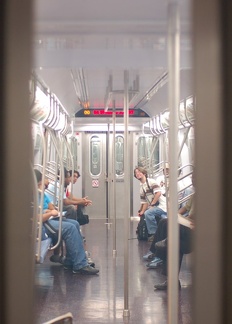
[140,178,167,212]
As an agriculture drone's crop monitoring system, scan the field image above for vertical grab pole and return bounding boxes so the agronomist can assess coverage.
[123,70,130,318]
[167,2,180,324]
[112,101,117,256]
[106,124,110,221]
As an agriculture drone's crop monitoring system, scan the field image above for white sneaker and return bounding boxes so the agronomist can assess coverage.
[143,251,155,261]
[85,251,95,267]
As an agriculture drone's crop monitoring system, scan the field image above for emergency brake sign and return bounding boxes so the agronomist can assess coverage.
[92,179,99,188]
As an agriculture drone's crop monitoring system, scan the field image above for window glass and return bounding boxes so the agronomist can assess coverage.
[90,135,101,176]
[137,136,159,169]
[115,135,124,176]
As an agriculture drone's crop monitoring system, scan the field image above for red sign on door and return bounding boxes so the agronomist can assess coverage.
[92,179,99,188]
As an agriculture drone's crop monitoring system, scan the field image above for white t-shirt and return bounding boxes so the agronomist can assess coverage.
[140,177,167,212]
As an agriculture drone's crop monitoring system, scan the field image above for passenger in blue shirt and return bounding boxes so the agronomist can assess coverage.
[35,169,99,275]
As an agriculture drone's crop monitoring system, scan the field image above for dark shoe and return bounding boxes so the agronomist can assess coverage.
[154,280,181,290]
[73,265,99,275]
[155,238,167,249]
[88,262,95,268]
[50,255,64,264]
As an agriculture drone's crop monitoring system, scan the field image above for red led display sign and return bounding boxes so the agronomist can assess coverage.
[75,108,149,118]
[93,109,134,116]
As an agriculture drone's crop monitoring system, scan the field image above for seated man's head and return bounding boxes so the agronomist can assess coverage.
[44,178,49,189]
[34,169,42,188]
[70,170,81,184]
[57,167,71,187]
[163,163,169,176]
[64,168,71,187]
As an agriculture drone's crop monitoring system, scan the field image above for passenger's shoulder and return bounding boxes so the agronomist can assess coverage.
[147,178,160,188]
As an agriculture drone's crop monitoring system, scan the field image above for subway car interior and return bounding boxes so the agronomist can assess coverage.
[1,0,232,324]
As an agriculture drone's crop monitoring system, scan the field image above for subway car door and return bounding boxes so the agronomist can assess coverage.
[82,133,108,219]
[82,132,128,220]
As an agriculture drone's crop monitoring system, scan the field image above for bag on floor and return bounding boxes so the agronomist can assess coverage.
[76,205,89,225]
[77,213,89,225]
[136,214,148,241]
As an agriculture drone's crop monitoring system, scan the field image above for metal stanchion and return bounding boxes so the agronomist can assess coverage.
[167,2,180,324]
[123,70,130,318]
[112,101,117,257]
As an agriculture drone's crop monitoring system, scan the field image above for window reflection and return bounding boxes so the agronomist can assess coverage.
[137,136,159,168]
[115,135,124,176]
[90,135,101,176]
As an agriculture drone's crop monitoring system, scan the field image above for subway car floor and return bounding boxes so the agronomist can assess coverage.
[35,218,193,324]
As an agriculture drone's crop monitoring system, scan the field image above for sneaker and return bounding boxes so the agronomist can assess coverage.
[72,265,99,275]
[154,280,181,290]
[146,258,163,268]
[85,251,95,267]
[88,261,95,267]
[87,256,95,267]
[85,251,90,258]
[143,251,155,261]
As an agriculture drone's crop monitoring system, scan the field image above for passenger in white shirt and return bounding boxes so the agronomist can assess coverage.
[134,166,167,241]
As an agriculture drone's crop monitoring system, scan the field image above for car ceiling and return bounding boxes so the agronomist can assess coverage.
[33,0,193,126]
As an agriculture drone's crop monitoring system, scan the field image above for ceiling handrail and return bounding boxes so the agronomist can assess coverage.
[149,119,159,137]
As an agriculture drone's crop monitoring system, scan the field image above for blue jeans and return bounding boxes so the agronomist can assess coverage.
[144,207,167,235]
[46,218,88,271]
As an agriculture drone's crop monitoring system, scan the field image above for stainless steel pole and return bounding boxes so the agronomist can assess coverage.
[167,2,180,324]
[112,101,117,256]
[123,70,130,318]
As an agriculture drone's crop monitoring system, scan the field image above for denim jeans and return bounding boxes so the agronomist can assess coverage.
[46,218,88,271]
[144,207,167,235]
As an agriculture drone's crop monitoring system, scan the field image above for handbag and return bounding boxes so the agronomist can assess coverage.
[76,204,89,225]
[76,213,89,225]
[136,214,148,241]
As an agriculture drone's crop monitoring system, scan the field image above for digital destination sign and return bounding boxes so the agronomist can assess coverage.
[75,108,149,118]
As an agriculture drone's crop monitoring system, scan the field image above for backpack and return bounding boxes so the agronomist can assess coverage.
[136,214,148,241]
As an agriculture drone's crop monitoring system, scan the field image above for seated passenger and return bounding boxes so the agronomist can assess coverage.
[177,169,194,211]
[150,174,195,290]
[157,164,193,210]
[155,163,170,188]
[46,168,91,221]
[152,198,194,290]
[35,169,99,275]
[134,166,167,242]
[66,170,90,224]
[66,170,80,197]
